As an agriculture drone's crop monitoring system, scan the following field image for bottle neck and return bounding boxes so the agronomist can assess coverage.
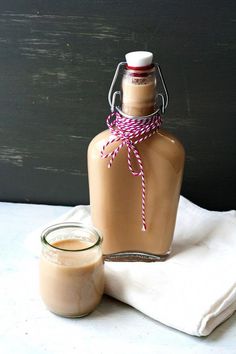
[121,65,157,117]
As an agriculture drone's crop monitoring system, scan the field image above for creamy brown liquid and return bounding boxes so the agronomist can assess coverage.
[122,80,156,116]
[88,130,184,258]
[40,239,104,317]
[88,69,185,260]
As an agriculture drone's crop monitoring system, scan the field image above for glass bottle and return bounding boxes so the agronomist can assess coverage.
[87,51,185,261]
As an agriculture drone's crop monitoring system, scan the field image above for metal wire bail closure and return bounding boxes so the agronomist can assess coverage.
[108,61,169,115]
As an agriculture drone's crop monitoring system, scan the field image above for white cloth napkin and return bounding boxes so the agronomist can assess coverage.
[25,196,236,336]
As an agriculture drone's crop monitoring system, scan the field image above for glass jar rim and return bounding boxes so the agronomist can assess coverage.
[41,222,102,252]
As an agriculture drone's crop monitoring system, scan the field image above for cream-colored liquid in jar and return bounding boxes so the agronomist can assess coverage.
[122,79,156,116]
[40,239,104,317]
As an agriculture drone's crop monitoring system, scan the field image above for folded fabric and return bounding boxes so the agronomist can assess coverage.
[25,196,236,336]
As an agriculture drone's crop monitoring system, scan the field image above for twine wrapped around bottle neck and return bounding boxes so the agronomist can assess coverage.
[100,111,162,231]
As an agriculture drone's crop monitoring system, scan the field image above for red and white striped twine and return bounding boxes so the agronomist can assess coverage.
[100,111,162,232]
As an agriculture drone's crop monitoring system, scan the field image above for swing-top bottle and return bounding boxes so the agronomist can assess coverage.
[88,51,185,261]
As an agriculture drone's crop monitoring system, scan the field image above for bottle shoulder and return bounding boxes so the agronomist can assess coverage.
[88,129,110,154]
[155,129,185,156]
[88,128,185,162]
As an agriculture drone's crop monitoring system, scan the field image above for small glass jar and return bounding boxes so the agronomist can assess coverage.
[39,222,104,318]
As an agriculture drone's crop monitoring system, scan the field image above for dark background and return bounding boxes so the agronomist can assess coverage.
[0,0,235,210]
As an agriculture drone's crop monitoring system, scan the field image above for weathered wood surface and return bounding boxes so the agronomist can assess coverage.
[0,1,235,209]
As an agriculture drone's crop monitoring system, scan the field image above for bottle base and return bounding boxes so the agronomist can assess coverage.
[103,250,170,262]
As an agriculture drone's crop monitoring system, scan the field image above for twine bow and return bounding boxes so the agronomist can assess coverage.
[101,111,162,231]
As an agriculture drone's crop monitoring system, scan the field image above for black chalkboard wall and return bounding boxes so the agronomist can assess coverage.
[0,1,235,210]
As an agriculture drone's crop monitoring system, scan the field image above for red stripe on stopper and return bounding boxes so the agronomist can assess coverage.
[126,64,154,71]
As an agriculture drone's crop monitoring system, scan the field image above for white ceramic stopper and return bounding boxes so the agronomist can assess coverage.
[125,51,153,67]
